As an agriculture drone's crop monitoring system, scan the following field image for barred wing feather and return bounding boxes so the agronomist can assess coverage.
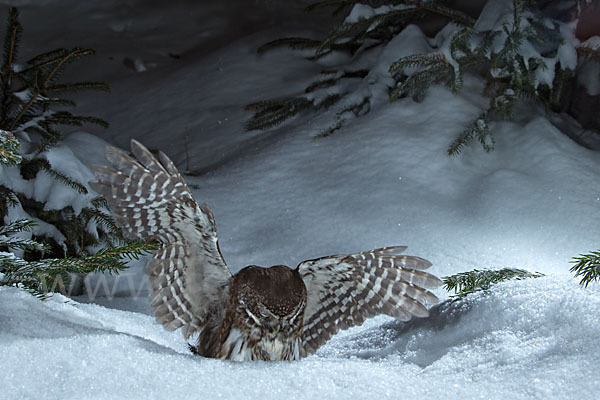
[297,246,441,356]
[89,139,231,339]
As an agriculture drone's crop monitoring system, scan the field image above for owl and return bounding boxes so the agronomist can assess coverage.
[90,139,442,361]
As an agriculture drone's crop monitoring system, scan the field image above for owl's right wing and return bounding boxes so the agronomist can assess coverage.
[296,246,442,356]
[89,139,232,339]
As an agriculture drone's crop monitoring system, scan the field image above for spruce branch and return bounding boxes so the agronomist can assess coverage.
[576,43,600,63]
[316,7,419,56]
[35,98,76,107]
[305,69,367,93]
[443,268,544,298]
[90,196,109,209]
[313,1,474,56]
[251,0,576,149]
[39,48,95,87]
[1,234,157,298]
[317,121,344,138]
[0,8,126,287]
[68,241,158,273]
[450,27,474,60]
[41,111,109,129]
[0,129,21,165]
[571,251,600,287]
[0,218,36,236]
[447,127,474,156]
[1,236,48,253]
[80,207,125,240]
[250,1,478,139]
[305,77,341,93]
[388,0,573,155]
[35,126,62,153]
[257,38,321,54]
[22,157,88,194]
[419,3,475,27]
[304,0,359,15]
[1,8,21,73]
[316,93,342,109]
[0,11,109,138]
[390,54,459,100]
[389,53,452,74]
[0,9,21,128]
[315,95,369,138]
[0,184,18,215]
[8,86,38,131]
[448,114,492,156]
[245,97,312,130]
[44,82,110,93]
[23,48,69,67]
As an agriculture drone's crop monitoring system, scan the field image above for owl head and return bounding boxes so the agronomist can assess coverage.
[232,265,306,337]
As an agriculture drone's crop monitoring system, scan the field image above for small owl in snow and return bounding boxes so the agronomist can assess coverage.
[90,140,441,361]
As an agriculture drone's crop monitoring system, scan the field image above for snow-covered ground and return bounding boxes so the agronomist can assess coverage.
[3,277,600,399]
[1,1,600,399]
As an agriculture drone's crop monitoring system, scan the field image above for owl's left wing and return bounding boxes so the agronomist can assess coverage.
[89,140,231,340]
[296,246,442,356]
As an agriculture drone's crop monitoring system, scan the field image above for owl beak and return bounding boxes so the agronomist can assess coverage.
[272,323,280,334]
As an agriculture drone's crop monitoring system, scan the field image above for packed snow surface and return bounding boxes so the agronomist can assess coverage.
[3,277,600,400]
[1,1,599,399]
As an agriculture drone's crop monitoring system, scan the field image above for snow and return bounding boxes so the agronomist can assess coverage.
[473,0,513,32]
[40,145,97,213]
[1,1,600,399]
[344,3,412,27]
[470,0,580,88]
[3,276,600,400]
[0,141,101,249]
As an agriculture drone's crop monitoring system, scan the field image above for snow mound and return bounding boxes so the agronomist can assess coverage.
[1,277,599,400]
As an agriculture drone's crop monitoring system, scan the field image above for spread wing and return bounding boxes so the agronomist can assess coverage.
[89,139,231,339]
[297,246,442,356]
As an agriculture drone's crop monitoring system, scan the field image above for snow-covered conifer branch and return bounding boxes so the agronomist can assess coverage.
[0,130,21,165]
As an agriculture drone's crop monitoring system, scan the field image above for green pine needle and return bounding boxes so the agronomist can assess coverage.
[389,53,449,75]
[571,251,600,287]
[0,218,36,236]
[81,207,124,240]
[1,230,158,298]
[447,114,493,156]
[2,8,22,73]
[33,158,88,194]
[45,82,110,93]
[444,268,545,298]
[0,130,22,165]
